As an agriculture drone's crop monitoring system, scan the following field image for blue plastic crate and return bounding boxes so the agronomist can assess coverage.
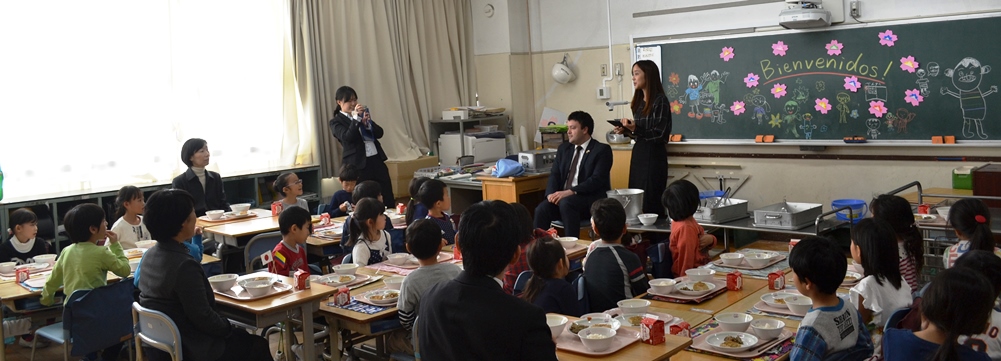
[699,190,725,199]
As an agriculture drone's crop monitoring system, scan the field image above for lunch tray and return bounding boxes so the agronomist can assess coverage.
[712,255,787,270]
[752,301,805,318]
[355,288,400,307]
[690,325,794,359]
[198,212,256,223]
[555,324,641,356]
[644,278,727,303]
[0,263,52,278]
[214,281,293,301]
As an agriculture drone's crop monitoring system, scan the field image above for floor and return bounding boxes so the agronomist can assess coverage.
[2,332,296,361]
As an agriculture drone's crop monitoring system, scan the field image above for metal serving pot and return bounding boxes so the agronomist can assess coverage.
[606,130,631,144]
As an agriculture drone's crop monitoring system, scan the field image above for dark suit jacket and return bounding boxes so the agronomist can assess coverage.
[545,138,613,196]
[171,168,230,217]
[418,271,558,361]
[329,112,387,170]
[138,240,233,361]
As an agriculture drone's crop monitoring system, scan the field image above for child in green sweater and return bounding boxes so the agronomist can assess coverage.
[41,204,132,306]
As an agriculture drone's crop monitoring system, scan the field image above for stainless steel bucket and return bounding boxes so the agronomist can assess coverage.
[606,189,645,225]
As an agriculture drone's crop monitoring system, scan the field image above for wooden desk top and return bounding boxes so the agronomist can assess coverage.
[477,173,550,183]
[900,187,972,205]
[205,213,321,238]
[319,266,399,324]
[195,209,272,228]
[647,278,768,315]
[213,273,337,314]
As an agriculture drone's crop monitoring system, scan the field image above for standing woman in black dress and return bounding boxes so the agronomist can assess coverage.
[616,60,672,215]
[329,86,396,208]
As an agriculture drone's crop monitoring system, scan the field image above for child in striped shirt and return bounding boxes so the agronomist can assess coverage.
[943,198,1000,269]
[870,195,924,291]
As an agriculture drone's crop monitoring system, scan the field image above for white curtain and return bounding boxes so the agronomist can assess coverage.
[0,0,310,199]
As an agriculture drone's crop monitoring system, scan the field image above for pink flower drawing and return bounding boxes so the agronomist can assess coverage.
[744,73,760,88]
[899,56,919,73]
[825,40,843,56]
[731,101,746,116]
[771,84,788,99]
[772,41,788,56]
[904,89,924,106]
[720,47,735,62]
[844,76,861,92]
[814,98,832,114]
[869,100,887,118]
[879,30,897,47]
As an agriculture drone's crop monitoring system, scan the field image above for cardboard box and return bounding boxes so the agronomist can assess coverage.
[973,164,1001,208]
[386,156,440,200]
[541,133,567,149]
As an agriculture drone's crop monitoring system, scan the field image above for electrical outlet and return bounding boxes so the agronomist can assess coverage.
[850,1,861,18]
[600,64,608,77]
[614,63,624,76]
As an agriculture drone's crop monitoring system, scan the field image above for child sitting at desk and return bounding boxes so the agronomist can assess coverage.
[663,179,715,277]
[340,180,400,257]
[346,198,393,265]
[403,177,430,225]
[323,163,358,217]
[583,198,648,313]
[418,179,455,244]
[110,185,151,249]
[943,198,999,269]
[274,172,307,211]
[268,207,313,276]
[522,236,584,317]
[0,208,53,264]
[789,236,874,361]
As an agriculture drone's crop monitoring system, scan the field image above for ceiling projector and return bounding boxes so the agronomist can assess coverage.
[780,0,831,29]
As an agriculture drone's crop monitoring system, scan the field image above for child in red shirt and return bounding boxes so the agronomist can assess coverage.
[663,180,716,277]
[269,207,313,276]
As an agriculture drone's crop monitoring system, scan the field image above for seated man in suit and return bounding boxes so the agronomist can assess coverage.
[534,111,613,238]
[418,200,557,361]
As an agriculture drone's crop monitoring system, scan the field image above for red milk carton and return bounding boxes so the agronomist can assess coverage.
[640,315,665,345]
[726,270,743,291]
[669,321,691,337]
[271,201,284,216]
[788,238,800,252]
[15,268,29,283]
[294,269,310,290]
[768,271,786,290]
[320,212,331,225]
[333,286,351,306]
[396,202,407,214]
[452,242,462,261]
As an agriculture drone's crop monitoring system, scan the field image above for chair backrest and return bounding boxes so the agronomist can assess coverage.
[513,270,533,296]
[884,307,912,332]
[133,302,183,361]
[572,274,590,313]
[244,231,283,273]
[66,279,136,356]
[413,316,420,361]
[646,242,674,279]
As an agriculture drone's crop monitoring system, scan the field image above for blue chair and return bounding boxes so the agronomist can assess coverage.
[244,231,282,273]
[571,274,590,313]
[132,302,183,361]
[31,279,135,361]
[647,242,674,279]
[513,270,534,296]
[884,307,911,332]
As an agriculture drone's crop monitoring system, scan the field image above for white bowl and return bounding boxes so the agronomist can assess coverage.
[750,319,785,340]
[760,292,794,309]
[638,213,658,226]
[649,278,676,295]
[33,254,56,264]
[569,317,621,334]
[706,331,758,352]
[230,203,251,214]
[316,274,356,287]
[333,263,360,275]
[386,253,410,266]
[557,237,578,249]
[578,327,616,352]
[676,280,716,296]
[129,259,141,272]
[617,299,650,315]
[784,295,813,316]
[239,280,273,297]
[208,273,238,292]
[581,313,611,320]
[719,253,745,266]
[0,262,15,274]
[546,314,568,339]
[744,252,775,268]
[205,210,224,220]
[135,240,157,249]
[685,268,716,282]
[714,312,753,332]
[936,206,951,220]
[844,271,862,284]
[384,276,405,290]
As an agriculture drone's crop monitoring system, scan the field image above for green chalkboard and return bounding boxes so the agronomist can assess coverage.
[637,14,1001,142]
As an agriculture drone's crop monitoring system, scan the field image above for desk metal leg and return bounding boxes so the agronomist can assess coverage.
[1,318,6,361]
[324,316,341,361]
[284,316,295,360]
[302,306,316,361]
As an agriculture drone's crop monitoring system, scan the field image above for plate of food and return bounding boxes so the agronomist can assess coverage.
[362,289,400,306]
[675,280,717,296]
[760,292,795,309]
[315,274,356,287]
[237,273,277,285]
[124,248,147,259]
[566,316,621,334]
[706,331,759,352]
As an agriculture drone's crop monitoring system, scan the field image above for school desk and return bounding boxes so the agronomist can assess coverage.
[320,265,403,361]
[646,277,769,315]
[438,172,550,214]
[203,212,322,247]
[195,208,272,228]
[557,314,693,361]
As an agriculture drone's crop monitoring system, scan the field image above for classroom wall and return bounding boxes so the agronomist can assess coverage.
[471,0,1001,210]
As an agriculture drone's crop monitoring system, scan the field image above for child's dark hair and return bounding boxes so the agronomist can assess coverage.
[418,179,447,209]
[511,202,535,246]
[852,218,903,290]
[404,177,431,225]
[339,163,359,182]
[335,86,359,103]
[870,194,924,273]
[352,181,382,203]
[457,200,521,277]
[278,206,312,236]
[920,268,994,361]
[347,197,383,248]
[179,138,207,168]
[273,172,296,197]
[9,208,37,228]
[522,236,564,303]
[406,219,443,260]
[662,179,699,221]
[144,189,195,243]
[789,236,846,295]
[114,185,143,219]
[63,203,106,243]
[591,198,626,243]
[954,250,1001,299]
[949,198,994,252]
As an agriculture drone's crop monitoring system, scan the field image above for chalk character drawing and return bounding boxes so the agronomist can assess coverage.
[683,74,703,118]
[884,114,897,132]
[893,108,916,134]
[850,109,859,119]
[916,68,930,97]
[941,57,998,139]
[800,113,817,139]
[712,104,730,124]
[836,92,851,124]
[783,100,802,138]
[751,95,771,125]
[864,83,887,102]
[927,62,941,77]
[699,92,715,120]
[703,70,730,104]
[866,118,881,139]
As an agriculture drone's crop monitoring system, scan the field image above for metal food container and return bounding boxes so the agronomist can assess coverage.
[694,198,749,224]
[518,149,557,173]
[607,189,645,225]
[753,202,823,230]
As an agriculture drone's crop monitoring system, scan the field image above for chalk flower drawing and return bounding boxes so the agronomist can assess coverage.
[670,100,683,114]
[731,101,746,115]
[720,47,735,62]
[769,114,783,128]
[814,98,832,114]
[904,89,924,106]
[844,76,861,92]
[869,100,887,118]
[772,41,788,56]
[771,84,788,99]
[744,73,760,88]
[826,40,843,56]
[899,56,919,73]
[669,73,680,86]
[879,30,897,47]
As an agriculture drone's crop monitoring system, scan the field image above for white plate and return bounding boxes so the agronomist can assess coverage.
[760,292,795,309]
[613,313,675,327]
[844,271,862,283]
[566,317,621,334]
[16,262,49,271]
[124,248,147,258]
[706,331,759,352]
[675,280,717,296]
[362,289,400,306]
[237,273,278,285]
[315,274,356,287]
[25,277,48,288]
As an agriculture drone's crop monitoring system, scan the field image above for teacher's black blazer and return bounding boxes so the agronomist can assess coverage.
[329,112,387,170]
[545,139,613,197]
[171,168,230,217]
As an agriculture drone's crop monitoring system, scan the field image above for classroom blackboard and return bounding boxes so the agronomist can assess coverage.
[636,14,1001,142]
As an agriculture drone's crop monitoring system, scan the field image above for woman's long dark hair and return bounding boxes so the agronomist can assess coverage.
[852,218,903,289]
[404,177,430,225]
[921,267,994,361]
[114,185,143,219]
[949,198,994,252]
[630,60,666,116]
[871,194,924,273]
[522,236,564,303]
[346,197,383,248]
